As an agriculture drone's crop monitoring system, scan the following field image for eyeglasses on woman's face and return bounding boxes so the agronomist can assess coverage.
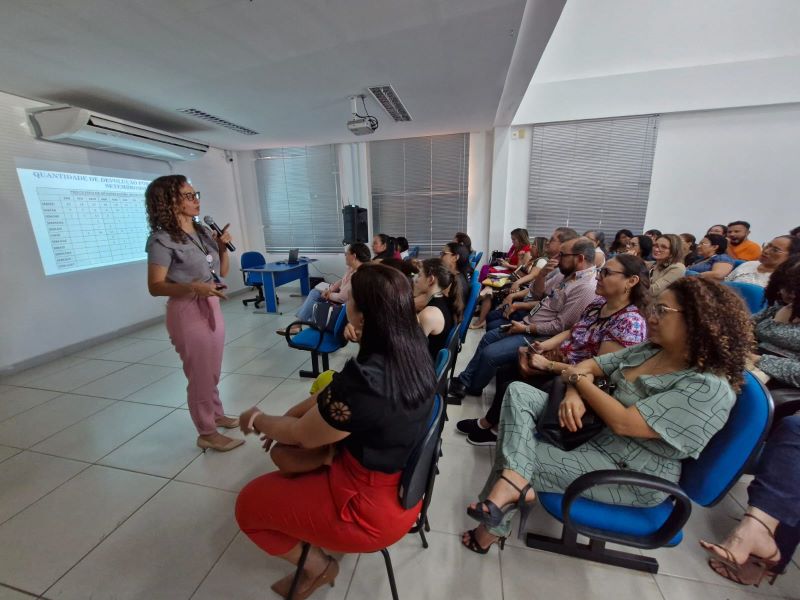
[597,267,626,279]
[762,243,787,255]
[647,303,683,319]
[178,191,201,201]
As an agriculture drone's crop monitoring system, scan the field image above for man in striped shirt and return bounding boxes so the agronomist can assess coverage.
[449,237,598,400]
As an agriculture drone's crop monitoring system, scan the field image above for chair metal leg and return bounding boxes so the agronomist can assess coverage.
[287,542,311,600]
[321,353,330,371]
[299,352,322,379]
[380,548,400,600]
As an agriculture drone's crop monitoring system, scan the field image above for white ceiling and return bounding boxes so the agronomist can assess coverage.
[0,0,529,150]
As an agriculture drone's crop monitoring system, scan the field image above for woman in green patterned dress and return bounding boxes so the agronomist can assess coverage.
[462,278,754,553]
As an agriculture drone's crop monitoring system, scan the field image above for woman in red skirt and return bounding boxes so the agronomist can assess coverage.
[236,264,437,599]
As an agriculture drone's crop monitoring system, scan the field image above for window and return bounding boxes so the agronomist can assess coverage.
[370,133,469,254]
[256,145,343,252]
[527,116,658,240]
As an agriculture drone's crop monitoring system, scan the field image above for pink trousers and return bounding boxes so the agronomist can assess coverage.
[166,296,226,435]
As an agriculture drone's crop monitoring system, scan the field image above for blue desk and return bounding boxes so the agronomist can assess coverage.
[240,259,317,314]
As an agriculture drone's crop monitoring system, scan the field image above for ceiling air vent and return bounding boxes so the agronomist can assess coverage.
[177,108,259,135]
[367,85,412,122]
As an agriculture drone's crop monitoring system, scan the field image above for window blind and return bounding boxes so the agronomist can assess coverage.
[370,133,469,255]
[527,116,658,240]
[255,145,343,252]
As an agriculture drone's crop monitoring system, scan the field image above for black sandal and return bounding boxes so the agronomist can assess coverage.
[461,528,506,554]
[466,474,534,538]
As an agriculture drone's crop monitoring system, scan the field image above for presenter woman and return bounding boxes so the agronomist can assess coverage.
[145,175,243,452]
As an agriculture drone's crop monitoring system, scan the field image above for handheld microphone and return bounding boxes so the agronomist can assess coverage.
[203,216,235,252]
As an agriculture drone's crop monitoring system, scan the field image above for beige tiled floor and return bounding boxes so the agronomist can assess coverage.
[0,293,797,600]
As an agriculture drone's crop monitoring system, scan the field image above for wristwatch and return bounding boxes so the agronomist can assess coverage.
[568,373,587,384]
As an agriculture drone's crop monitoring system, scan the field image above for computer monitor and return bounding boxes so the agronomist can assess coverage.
[288,248,299,264]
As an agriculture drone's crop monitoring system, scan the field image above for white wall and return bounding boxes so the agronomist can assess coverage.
[0,91,244,371]
[645,104,800,242]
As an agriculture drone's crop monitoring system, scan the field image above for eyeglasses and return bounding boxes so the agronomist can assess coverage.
[178,191,201,201]
[597,267,626,278]
[762,244,787,254]
[647,304,683,318]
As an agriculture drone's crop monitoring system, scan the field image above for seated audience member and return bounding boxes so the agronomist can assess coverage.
[609,229,634,255]
[690,234,735,280]
[448,237,598,400]
[749,257,800,422]
[235,264,437,597]
[371,233,396,261]
[700,416,800,586]
[396,236,410,259]
[650,234,687,296]
[471,239,547,330]
[627,235,653,261]
[441,242,473,305]
[726,235,800,287]
[461,278,752,554]
[454,232,473,255]
[644,229,662,243]
[680,233,700,266]
[288,243,370,331]
[707,224,728,237]
[479,229,532,283]
[727,220,762,261]
[482,228,578,331]
[583,230,607,267]
[381,257,418,285]
[415,258,463,360]
[457,255,649,446]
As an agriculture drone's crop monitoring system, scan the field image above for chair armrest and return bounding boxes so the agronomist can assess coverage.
[281,320,326,352]
[561,469,692,549]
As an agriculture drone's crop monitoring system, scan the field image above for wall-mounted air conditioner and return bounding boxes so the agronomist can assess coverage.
[27,106,209,161]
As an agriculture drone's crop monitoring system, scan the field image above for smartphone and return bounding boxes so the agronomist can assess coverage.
[499,323,512,332]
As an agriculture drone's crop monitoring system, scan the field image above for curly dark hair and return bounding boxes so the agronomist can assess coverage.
[666,278,754,390]
[764,255,800,321]
[145,174,189,243]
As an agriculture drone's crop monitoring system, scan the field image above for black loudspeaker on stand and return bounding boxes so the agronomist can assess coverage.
[342,205,368,245]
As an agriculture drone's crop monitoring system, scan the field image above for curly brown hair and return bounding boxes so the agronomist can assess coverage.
[666,278,754,390]
[145,174,189,243]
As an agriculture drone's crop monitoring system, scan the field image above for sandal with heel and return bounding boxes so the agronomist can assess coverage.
[466,474,535,538]
[700,513,782,587]
[461,528,506,554]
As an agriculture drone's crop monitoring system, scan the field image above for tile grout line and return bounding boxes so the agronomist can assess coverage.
[187,529,241,600]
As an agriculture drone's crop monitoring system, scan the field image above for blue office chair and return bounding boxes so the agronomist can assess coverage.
[470,251,483,269]
[287,393,445,600]
[406,245,420,259]
[240,251,266,308]
[281,305,348,378]
[684,269,700,276]
[526,371,773,573]
[723,281,767,314]
[459,272,482,344]
[732,259,747,269]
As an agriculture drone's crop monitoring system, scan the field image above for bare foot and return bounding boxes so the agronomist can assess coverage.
[700,509,780,565]
[461,524,499,549]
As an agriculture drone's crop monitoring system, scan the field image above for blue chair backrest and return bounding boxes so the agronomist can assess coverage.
[241,251,266,285]
[399,393,443,508]
[685,270,700,276]
[459,274,482,342]
[434,349,450,380]
[680,371,772,507]
[408,246,420,259]
[732,259,747,269]
[723,281,766,314]
[331,304,349,337]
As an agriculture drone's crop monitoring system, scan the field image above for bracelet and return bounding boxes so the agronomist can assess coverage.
[525,325,531,335]
[247,409,263,433]
[548,361,555,372]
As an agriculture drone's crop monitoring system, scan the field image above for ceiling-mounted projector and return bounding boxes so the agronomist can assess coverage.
[347,95,378,136]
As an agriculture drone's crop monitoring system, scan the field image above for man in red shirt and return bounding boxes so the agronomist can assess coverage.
[727,220,761,261]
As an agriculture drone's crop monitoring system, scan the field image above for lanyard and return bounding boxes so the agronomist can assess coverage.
[185,228,221,283]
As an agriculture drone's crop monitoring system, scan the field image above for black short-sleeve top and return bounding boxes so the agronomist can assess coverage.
[317,354,433,474]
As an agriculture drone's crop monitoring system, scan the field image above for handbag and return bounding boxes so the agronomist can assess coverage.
[535,377,608,451]
[311,301,343,333]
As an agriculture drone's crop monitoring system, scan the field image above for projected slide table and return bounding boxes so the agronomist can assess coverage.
[17,169,152,276]
[240,259,317,314]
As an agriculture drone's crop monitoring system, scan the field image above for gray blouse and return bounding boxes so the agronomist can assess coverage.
[145,226,222,284]
[754,305,800,387]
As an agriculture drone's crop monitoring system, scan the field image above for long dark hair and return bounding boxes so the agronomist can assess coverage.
[145,174,189,243]
[421,258,464,323]
[705,234,728,255]
[610,229,634,253]
[374,233,396,259]
[633,235,653,259]
[350,264,436,410]
[454,232,472,253]
[764,255,800,321]
[348,243,371,264]
[610,254,650,312]
[444,242,473,277]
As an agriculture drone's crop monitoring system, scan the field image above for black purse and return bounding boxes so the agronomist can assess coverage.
[535,377,608,451]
